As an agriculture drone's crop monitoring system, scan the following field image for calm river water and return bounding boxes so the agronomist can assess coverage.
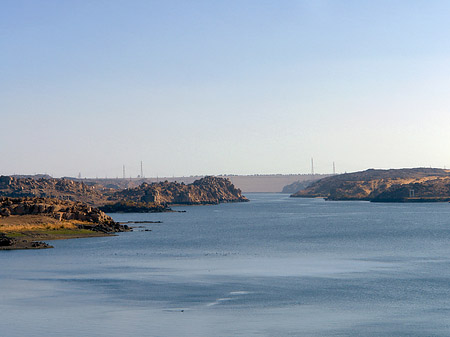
[2,194,450,336]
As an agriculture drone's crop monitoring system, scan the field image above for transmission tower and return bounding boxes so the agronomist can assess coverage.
[311,158,314,175]
[140,161,144,178]
[123,165,125,179]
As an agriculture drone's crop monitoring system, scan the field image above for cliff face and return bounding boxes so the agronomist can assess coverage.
[291,168,450,201]
[112,176,248,206]
[0,197,128,232]
[0,176,110,205]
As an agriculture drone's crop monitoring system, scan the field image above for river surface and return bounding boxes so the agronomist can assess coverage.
[2,194,450,336]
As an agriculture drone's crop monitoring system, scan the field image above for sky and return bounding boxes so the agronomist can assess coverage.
[2,0,450,178]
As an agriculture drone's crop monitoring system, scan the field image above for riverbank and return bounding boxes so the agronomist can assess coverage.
[0,215,119,250]
[0,197,131,250]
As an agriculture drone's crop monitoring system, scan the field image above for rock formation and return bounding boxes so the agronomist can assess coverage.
[0,176,111,205]
[0,175,248,212]
[110,176,248,206]
[0,233,52,249]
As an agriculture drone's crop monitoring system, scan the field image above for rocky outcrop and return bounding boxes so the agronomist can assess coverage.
[0,233,14,246]
[0,176,111,205]
[0,197,129,232]
[291,168,450,202]
[111,176,248,207]
[0,233,52,250]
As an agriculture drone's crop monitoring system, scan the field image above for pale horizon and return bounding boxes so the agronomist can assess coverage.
[3,165,449,180]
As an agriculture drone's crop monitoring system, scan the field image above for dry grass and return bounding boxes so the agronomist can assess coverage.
[0,215,111,241]
[0,215,79,232]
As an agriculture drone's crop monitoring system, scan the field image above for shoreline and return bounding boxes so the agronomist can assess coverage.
[0,214,129,250]
[0,230,114,250]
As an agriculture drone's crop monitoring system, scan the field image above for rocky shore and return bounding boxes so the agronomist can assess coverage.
[99,201,170,213]
[0,233,52,250]
[0,197,130,250]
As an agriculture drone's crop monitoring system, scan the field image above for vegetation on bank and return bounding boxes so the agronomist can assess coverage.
[0,215,114,250]
[0,198,130,250]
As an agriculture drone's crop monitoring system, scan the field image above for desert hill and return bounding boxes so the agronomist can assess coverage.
[291,168,450,201]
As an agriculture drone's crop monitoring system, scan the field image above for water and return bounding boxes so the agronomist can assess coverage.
[2,194,450,336]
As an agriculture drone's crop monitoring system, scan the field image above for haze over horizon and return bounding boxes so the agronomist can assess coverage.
[2,1,450,178]
[4,166,450,180]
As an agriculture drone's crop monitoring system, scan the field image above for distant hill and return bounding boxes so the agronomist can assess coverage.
[12,174,53,179]
[77,174,330,193]
[291,168,450,202]
[225,174,330,193]
[281,179,317,193]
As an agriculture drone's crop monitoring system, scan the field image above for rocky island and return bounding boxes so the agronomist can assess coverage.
[291,168,450,202]
[100,176,248,212]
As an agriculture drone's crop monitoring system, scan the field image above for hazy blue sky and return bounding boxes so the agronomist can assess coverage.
[2,0,450,177]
